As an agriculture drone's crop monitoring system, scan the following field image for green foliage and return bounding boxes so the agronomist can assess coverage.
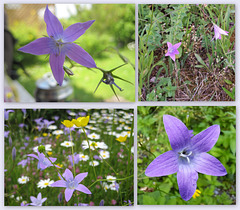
[137,106,236,205]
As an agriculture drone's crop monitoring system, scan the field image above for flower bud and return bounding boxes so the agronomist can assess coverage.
[38,145,45,153]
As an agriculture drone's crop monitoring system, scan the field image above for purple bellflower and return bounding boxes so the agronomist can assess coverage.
[4,109,14,120]
[18,5,96,86]
[212,24,229,41]
[51,168,91,202]
[30,192,47,206]
[27,151,57,170]
[145,115,227,201]
[165,42,181,61]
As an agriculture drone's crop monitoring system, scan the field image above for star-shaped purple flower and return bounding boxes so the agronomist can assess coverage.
[27,151,57,170]
[51,168,91,202]
[165,42,181,61]
[145,115,227,201]
[18,5,96,86]
[212,24,229,40]
[30,192,47,206]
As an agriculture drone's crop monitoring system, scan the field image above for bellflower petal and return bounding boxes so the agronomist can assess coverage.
[76,184,92,194]
[193,153,227,176]
[191,125,220,153]
[27,154,39,160]
[51,180,66,187]
[49,53,65,86]
[63,168,74,180]
[167,42,172,48]
[163,115,190,151]
[44,5,63,39]
[63,20,95,42]
[18,37,52,55]
[65,43,97,68]
[177,165,198,201]
[65,188,74,202]
[145,150,178,177]
[75,172,88,184]
[173,42,182,49]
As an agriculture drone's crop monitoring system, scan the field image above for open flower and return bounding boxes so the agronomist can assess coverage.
[72,116,90,127]
[116,135,127,142]
[51,169,91,202]
[165,42,181,61]
[27,151,57,170]
[145,115,227,201]
[18,5,96,86]
[212,24,229,40]
[30,192,47,206]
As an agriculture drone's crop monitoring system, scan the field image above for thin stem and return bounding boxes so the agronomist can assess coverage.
[45,153,65,181]
[81,127,97,179]
[69,129,76,177]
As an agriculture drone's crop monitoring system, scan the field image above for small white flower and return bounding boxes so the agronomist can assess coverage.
[16,196,22,201]
[99,150,110,159]
[131,146,134,154]
[60,141,74,147]
[18,176,29,184]
[82,140,108,150]
[102,182,109,192]
[106,175,117,182]
[79,153,89,161]
[47,125,57,130]
[52,130,64,135]
[109,182,118,191]
[89,160,99,167]
[37,178,54,189]
[68,111,76,116]
[88,133,100,140]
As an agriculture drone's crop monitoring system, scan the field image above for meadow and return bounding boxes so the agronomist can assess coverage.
[137,106,236,205]
[5,109,134,206]
[138,4,235,101]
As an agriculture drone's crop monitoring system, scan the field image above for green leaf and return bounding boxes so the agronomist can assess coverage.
[194,53,209,70]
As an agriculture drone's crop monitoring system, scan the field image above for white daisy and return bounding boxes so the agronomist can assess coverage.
[16,196,22,201]
[18,176,29,184]
[109,182,119,191]
[88,133,100,140]
[89,160,99,167]
[106,175,117,182]
[82,140,108,150]
[79,153,89,161]
[60,141,74,147]
[102,182,109,192]
[47,125,57,130]
[99,150,110,159]
[52,130,64,135]
[68,111,76,116]
[131,146,134,154]
[37,178,54,189]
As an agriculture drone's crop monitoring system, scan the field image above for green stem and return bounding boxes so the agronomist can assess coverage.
[69,129,76,177]
[88,175,134,188]
[45,152,65,181]
[82,127,97,179]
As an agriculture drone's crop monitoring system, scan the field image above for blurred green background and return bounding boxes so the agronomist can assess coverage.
[137,106,236,205]
[5,4,135,102]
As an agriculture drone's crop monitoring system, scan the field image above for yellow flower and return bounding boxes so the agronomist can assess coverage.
[73,116,90,127]
[47,152,52,156]
[56,163,63,168]
[43,133,48,137]
[61,120,74,128]
[116,135,128,142]
[56,135,61,140]
[192,189,201,199]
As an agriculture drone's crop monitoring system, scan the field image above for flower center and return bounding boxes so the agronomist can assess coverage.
[178,149,193,164]
[67,180,77,189]
[169,47,174,53]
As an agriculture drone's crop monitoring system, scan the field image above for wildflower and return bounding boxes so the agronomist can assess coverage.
[30,192,47,206]
[27,151,57,170]
[89,160,99,167]
[99,200,104,206]
[18,159,28,167]
[68,153,80,165]
[37,178,54,189]
[72,116,90,127]
[12,147,16,161]
[102,182,109,192]
[109,182,119,191]
[116,135,127,142]
[52,130,64,135]
[82,140,108,150]
[60,141,74,147]
[165,42,181,61]
[99,150,110,159]
[51,168,91,202]
[16,196,22,201]
[18,5,96,86]
[21,201,29,206]
[79,153,89,161]
[4,109,14,120]
[192,189,201,199]
[88,133,100,140]
[18,176,29,184]
[33,144,52,153]
[106,175,117,182]
[212,24,229,40]
[62,120,74,128]
[145,115,227,201]
[48,125,57,130]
